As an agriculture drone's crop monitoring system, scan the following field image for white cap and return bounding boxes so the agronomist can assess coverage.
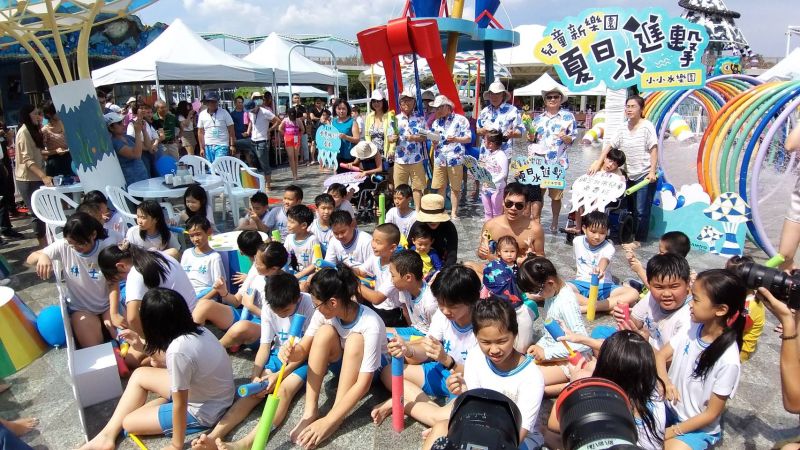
[431,95,454,108]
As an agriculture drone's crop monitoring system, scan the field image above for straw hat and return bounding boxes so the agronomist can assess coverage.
[416,194,450,223]
[351,141,378,160]
[250,92,263,99]
[541,85,568,104]
[483,80,510,101]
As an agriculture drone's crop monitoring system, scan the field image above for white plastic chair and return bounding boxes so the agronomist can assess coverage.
[211,156,265,221]
[105,186,180,229]
[180,154,227,220]
[31,188,79,244]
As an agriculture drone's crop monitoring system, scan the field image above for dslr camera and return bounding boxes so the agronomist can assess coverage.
[734,261,800,309]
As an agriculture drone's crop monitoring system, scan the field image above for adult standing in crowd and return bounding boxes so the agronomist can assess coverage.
[351,105,365,142]
[107,112,148,187]
[230,96,247,142]
[176,101,197,156]
[127,103,159,177]
[308,97,326,165]
[197,92,235,163]
[412,193,459,267]
[0,110,23,239]
[154,100,179,159]
[41,100,74,177]
[291,93,309,164]
[331,99,360,173]
[245,99,279,191]
[528,85,576,233]
[429,94,471,219]
[590,95,658,244]
[365,90,397,176]
[476,80,523,158]
[394,88,428,210]
[123,96,137,127]
[422,89,436,127]
[14,104,52,247]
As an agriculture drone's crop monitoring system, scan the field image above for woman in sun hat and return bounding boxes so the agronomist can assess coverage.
[411,193,459,267]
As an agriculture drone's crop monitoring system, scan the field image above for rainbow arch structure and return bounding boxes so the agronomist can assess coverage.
[644,74,800,255]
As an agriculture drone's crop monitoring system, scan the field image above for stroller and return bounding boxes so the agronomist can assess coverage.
[352,173,392,224]
[561,192,636,246]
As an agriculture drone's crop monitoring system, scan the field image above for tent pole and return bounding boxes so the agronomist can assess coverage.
[155,65,163,101]
[287,44,342,104]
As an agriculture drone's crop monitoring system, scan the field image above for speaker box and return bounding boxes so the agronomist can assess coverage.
[20,61,45,94]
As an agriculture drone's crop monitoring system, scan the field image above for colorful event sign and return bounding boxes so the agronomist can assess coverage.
[463,156,495,189]
[568,172,627,214]
[315,125,342,169]
[534,8,710,92]
[509,156,567,189]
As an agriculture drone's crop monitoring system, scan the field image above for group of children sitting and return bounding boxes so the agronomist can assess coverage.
[26,178,761,450]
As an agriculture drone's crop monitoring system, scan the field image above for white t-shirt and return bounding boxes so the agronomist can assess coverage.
[180,248,226,296]
[536,284,590,359]
[166,327,234,426]
[106,211,128,237]
[285,234,319,273]
[427,310,477,365]
[632,293,692,350]
[126,119,158,141]
[324,229,373,270]
[125,252,198,312]
[336,201,356,217]
[44,238,116,314]
[248,107,276,142]
[667,323,741,434]
[385,207,417,238]
[363,255,402,310]
[611,119,658,180]
[463,347,544,442]
[399,282,438,334]
[573,235,615,282]
[306,305,387,373]
[260,293,315,346]
[178,114,194,132]
[197,108,234,146]
[309,218,333,248]
[265,207,288,241]
[636,398,667,450]
[125,226,180,252]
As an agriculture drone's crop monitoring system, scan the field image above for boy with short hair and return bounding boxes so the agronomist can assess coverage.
[359,223,406,327]
[83,190,127,236]
[310,193,335,253]
[180,216,225,298]
[327,182,355,217]
[625,230,693,290]
[77,201,124,243]
[237,192,270,231]
[265,185,303,241]
[386,184,417,240]
[569,211,639,312]
[614,253,692,350]
[323,210,372,271]
[408,222,442,281]
[389,250,439,340]
[191,273,315,450]
[232,230,264,286]
[284,204,318,281]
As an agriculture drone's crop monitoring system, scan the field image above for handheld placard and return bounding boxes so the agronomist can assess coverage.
[271,230,282,243]
[251,313,306,450]
[543,318,585,367]
[624,171,661,196]
[378,193,386,225]
[586,273,599,321]
[238,380,269,398]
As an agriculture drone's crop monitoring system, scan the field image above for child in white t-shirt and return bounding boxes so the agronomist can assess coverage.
[282,265,388,448]
[359,223,406,327]
[328,183,356,217]
[284,204,318,281]
[237,192,270,232]
[323,210,372,271]
[569,211,639,313]
[614,253,692,350]
[125,199,180,260]
[83,189,128,237]
[389,250,439,340]
[27,212,117,348]
[264,185,303,241]
[191,273,315,450]
[656,270,744,449]
[309,193,335,254]
[77,201,124,243]
[180,216,225,299]
[82,288,234,450]
[371,265,480,428]
[386,184,417,242]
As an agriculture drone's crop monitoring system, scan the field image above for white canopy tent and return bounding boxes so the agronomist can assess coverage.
[244,33,348,87]
[758,47,800,81]
[91,18,275,88]
[514,73,608,97]
[276,85,329,98]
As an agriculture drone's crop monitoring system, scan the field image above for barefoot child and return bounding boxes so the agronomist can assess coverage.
[217,242,288,348]
[284,204,318,281]
[191,273,315,450]
[310,193,335,253]
[180,216,225,299]
[517,256,590,396]
[27,213,117,347]
[359,223,406,327]
[386,184,417,240]
[656,270,745,450]
[371,265,480,427]
[389,250,439,340]
[569,211,639,313]
[79,288,234,450]
[283,265,388,448]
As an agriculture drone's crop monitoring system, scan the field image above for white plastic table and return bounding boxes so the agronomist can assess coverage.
[43,181,84,203]
[126,174,223,199]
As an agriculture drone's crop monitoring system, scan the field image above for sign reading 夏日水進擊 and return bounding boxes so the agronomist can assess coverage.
[534,8,710,92]
[509,156,567,190]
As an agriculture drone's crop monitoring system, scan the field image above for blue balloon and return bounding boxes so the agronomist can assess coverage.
[36,305,66,347]
[660,182,676,196]
[676,195,686,209]
[155,156,178,177]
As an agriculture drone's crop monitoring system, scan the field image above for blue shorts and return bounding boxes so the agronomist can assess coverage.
[204,144,229,163]
[569,280,620,300]
[157,401,206,436]
[229,305,242,323]
[392,326,426,341]
[421,361,451,398]
[196,287,212,300]
[666,407,721,449]
[264,351,309,382]
[591,325,618,340]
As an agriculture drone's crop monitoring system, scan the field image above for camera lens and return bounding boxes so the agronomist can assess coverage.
[556,378,638,450]
[737,262,800,309]
[447,389,522,449]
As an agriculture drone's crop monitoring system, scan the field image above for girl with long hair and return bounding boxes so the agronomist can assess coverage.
[14,104,51,246]
[124,199,180,258]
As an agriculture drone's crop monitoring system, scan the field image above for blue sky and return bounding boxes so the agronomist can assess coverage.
[136,0,796,57]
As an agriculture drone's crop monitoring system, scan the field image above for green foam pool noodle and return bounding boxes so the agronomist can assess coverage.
[251,394,280,450]
[378,193,386,224]
[765,254,785,268]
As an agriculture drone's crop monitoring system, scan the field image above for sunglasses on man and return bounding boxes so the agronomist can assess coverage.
[504,200,525,210]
